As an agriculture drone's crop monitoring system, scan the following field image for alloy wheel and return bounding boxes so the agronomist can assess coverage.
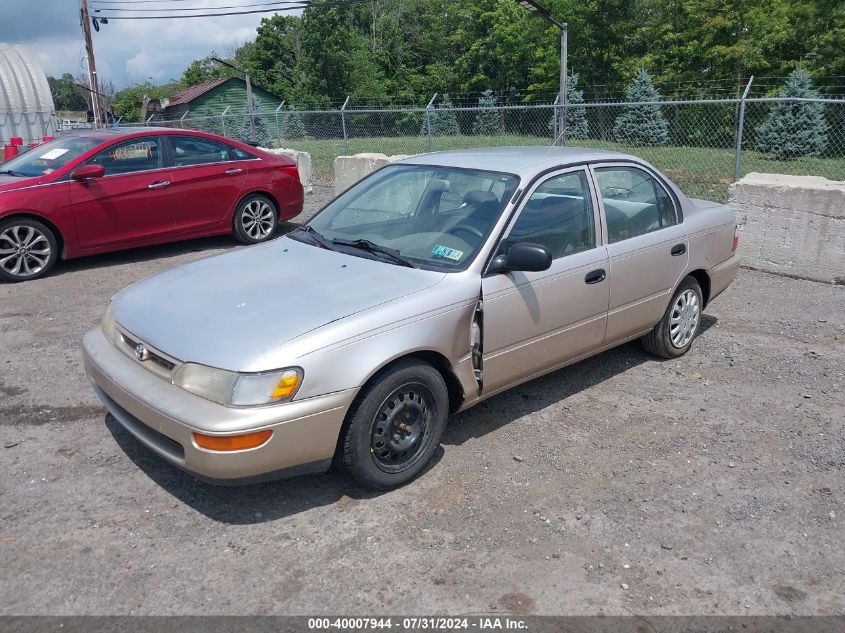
[0,225,52,279]
[241,199,275,240]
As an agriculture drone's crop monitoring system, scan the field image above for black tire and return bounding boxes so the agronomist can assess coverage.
[0,217,59,283]
[341,359,449,490]
[641,276,703,359]
[233,194,279,244]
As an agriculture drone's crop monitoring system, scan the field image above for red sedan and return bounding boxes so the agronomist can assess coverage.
[0,128,303,282]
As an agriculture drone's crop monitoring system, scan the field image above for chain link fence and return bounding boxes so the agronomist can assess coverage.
[96,97,845,201]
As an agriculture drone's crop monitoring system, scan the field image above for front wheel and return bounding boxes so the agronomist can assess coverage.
[341,359,449,490]
[641,276,703,358]
[233,194,279,244]
[0,218,59,283]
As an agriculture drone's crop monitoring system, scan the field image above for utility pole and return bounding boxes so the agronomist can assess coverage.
[514,0,568,145]
[245,72,255,140]
[80,0,102,128]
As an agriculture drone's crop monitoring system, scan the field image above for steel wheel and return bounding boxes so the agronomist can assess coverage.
[370,383,436,474]
[669,288,700,348]
[240,199,275,240]
[0,224,52,279]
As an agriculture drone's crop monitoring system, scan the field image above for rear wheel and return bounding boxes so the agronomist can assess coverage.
[341,359,449,490]
[641,276,703,358]
[0,218,59,283]
[233,194,279,244]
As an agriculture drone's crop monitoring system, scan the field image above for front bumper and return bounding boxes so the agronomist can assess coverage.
[83,328,357,483]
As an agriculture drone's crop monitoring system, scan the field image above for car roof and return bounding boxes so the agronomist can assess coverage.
[60,127,223,141]
[397,146,646,179]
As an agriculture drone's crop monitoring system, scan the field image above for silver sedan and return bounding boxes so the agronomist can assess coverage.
[83,147,740,490]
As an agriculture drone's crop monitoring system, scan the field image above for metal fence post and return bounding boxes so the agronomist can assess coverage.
[340,96,350,154]
[425,93,438,152]
[221,106,230,137]
[275,101,285,146]
[733,76,754,181]
[552,93,560,143]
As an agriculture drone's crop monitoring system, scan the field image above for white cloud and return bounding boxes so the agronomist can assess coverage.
[1,0,293,88]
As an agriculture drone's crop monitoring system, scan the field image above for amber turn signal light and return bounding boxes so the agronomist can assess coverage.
[193,429,272,452]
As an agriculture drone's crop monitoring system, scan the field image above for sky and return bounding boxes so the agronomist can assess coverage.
[0,1,283,89]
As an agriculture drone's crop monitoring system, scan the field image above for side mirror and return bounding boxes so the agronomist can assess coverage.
[71,164,105,180]
[487,242,552,275]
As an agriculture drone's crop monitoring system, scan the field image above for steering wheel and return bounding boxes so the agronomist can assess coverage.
[446,223,484,242]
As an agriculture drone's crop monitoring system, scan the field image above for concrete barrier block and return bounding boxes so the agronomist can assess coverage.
[728,172,845,284]
[258,147,313,193]
[334,153,409,196]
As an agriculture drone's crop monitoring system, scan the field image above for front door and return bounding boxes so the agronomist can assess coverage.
[70,136,175,250]
[591,164,689,343]
[481,168,610,395]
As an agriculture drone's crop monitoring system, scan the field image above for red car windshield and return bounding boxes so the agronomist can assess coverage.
[0,136,101,178]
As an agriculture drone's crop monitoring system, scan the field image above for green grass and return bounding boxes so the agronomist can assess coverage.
[279,134,845,202]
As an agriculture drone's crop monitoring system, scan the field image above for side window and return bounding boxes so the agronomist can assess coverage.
[595,166,677,243]
[505,170,595,259]
[228,146,257,161]
[88,138,161,176]
[170,136,230,167]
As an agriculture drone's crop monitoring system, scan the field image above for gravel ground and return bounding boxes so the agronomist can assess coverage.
[0,189,843,616]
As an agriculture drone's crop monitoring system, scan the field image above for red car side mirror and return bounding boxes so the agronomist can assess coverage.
[72,164,105,180]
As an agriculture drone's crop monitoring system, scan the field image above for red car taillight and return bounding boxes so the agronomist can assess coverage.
[732,228,739,253]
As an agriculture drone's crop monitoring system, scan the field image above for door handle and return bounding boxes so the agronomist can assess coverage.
[584,268,606,284]
[148,181,170,190]
[224,168,243,175]
[671,243,687,256]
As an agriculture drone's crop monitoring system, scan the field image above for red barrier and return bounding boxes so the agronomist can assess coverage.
[4,144,18,160]
[9,137,23,146]
[42,136,55,142]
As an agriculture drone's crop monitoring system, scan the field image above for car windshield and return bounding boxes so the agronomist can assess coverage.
[302,164,519,270]
[0,135,101,177]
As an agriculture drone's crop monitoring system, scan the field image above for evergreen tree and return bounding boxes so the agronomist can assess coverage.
[430,94,460,136]
[548,74,589,140]
[755,68,828,159]
[197,109,224,137]
[612,70,669,146]
[282,105,305,140]
[244,96,271,146]
[472,90,504,135]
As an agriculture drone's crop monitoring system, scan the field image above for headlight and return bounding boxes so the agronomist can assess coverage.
[172,364,302,407]
[101,304,117,342]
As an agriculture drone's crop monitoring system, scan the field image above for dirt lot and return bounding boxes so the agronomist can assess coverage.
[1,190,843,616]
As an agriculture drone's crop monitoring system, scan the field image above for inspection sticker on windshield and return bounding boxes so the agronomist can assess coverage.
[432,244,464,261]
[39,148,69,160]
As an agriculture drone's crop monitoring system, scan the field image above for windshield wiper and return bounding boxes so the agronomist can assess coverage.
[290,225,334,249]
[331,238,418,268]
[0,170,24,177]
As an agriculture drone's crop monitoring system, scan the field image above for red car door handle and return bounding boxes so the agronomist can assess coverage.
[148,181,170,190]
[224,168,243,175]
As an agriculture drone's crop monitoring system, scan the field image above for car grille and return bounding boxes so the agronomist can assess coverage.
[122,333,176,372]
[115,328,180,381]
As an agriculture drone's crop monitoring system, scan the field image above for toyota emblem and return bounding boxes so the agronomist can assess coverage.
[134,344,149,361]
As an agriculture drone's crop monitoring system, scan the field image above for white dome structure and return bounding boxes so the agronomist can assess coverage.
[0,43,55,143]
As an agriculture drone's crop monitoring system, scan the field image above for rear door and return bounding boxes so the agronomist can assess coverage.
[164,134,248,233]
[481,167,610,394]
[590,163,688,343]
[70,136,176,250]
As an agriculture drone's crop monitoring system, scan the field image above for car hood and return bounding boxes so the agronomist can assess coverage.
[0,174,41,190]
[111,236,446,371]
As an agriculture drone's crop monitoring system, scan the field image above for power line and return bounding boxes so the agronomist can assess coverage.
[93,0,372,18]
[93,0,312,10]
